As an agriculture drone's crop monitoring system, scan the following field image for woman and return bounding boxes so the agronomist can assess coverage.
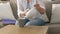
[16,0,46,26]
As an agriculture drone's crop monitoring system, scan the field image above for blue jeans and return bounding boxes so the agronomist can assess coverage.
[18,18,45,27]
[25,18,45,26]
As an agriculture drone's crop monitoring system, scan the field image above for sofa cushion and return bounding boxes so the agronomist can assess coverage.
[44,1,60,23]
[50,4,60,23]
[0,1,16,20]
[1,0,18,20]
[44,1,52,22]
[9,0,18,20]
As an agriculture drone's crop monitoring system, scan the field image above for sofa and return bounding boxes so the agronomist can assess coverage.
[44,0,60,34]
[1,0,60,34]
[11,0,60,34]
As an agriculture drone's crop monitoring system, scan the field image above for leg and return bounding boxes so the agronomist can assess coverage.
[25,18,45,26]
[15,18,29,27]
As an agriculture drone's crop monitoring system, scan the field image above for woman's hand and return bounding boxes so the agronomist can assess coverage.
[34,4,40,9]
[20,12,26,17]
[34,4,45,14]
[20,9,29,17]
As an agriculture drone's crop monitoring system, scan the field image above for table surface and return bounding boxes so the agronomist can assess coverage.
[0,25,48,34]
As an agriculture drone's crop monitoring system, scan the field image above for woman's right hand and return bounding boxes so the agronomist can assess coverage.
[20,12,26,17]
[20,9,29,17]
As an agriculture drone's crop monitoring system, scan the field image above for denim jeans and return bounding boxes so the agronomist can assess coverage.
[25,18,45,26]
[18,18,45,27]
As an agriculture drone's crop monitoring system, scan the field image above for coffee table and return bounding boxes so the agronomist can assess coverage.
[0,25,48,34]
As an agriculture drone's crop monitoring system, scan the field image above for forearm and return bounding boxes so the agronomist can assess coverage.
[35,6,45,14]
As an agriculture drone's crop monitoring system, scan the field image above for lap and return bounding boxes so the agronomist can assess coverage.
[25,18,45,26]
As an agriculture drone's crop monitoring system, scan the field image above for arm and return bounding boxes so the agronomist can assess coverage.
[34,0,46,14]
[34,4,45,14]
[17,0,26,18]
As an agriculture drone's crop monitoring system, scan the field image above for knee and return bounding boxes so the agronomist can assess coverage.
[35,18,44,22]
